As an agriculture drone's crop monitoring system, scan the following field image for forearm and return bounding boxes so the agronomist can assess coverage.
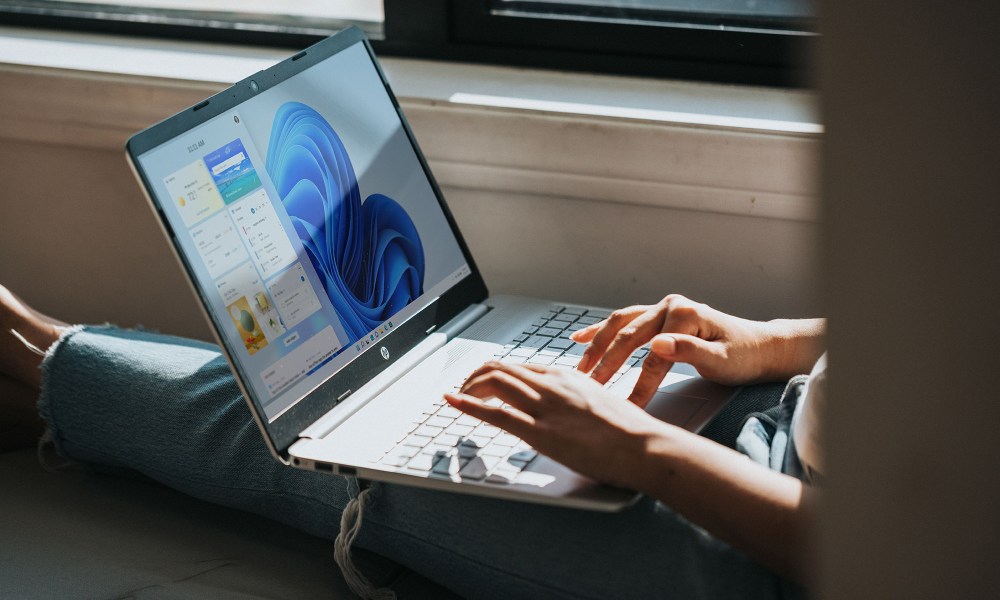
[632,423,816,582]
[760,318,826,381]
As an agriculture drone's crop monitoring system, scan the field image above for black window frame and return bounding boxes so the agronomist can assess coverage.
[0,0,814,87]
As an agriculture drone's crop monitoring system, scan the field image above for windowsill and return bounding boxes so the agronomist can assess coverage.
[0,25,819,135]
[0,26,820,222]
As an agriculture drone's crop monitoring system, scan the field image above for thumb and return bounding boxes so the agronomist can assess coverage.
[650,333,725,372]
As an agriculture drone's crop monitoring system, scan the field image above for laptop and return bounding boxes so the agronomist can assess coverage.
[125,27,737,512]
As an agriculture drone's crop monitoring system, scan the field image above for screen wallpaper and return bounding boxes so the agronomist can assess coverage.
[137,43,470,419]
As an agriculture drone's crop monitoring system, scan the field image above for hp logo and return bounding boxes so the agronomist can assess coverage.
[380,346,390,360]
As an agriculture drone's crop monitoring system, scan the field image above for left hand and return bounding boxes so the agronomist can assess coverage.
[445,361,664,489]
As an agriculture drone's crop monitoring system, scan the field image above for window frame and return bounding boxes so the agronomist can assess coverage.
[0,0,814,87]
[382,0,813,87]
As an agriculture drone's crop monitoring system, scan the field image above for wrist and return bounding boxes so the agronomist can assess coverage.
[626,420,684,494]
[761,318,826,380]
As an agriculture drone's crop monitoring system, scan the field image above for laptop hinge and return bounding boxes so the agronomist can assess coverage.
[437,303,489,339]
[297,303,489,441]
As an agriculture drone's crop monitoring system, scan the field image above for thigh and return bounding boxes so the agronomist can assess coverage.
[700,382,788,448]
[41,326,352,539]
[359,484,786,600]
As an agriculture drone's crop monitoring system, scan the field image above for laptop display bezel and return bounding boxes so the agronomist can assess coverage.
[126,27,489,457]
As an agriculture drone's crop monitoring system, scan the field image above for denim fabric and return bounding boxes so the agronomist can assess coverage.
[735,376,812,484]
[39,325,798,600]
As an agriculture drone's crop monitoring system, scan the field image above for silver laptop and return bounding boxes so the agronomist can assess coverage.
[126,27,737,512]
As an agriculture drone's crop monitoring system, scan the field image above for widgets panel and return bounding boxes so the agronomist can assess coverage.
[163,159,225,228]
[267,262,322,330]
[229,188,297,278]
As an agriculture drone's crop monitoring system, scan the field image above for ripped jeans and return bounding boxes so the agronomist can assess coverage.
[38,325,802,600]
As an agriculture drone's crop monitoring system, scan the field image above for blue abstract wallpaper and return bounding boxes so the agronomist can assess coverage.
[265,102,425,341]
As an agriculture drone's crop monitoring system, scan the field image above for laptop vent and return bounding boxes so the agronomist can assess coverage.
[462,309,511,339]
[444,340,478,371]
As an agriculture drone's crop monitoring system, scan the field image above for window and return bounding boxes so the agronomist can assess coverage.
[0,0,814,86]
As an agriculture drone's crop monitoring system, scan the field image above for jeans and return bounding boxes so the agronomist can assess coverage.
[38,326,796,600]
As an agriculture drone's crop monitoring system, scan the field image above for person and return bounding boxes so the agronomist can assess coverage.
[0,284,825,599]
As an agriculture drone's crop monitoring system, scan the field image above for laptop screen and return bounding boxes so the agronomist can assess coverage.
[133,40,472,423]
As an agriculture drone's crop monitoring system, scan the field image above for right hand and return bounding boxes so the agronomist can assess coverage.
[571,294,780,407]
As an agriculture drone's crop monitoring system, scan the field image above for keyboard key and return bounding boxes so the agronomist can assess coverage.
[522,335,550,349]
[426,415,454,429]
[479,454,502,469]
[395,444,421,458]
[416,425,443,438]
[565,343,588,356]
[481,444,509,457]
[457,439,481,458]
[421,443,452,456]
[431,454,457,477]
[500,355,528,365]
[507,449,538,467]
[447,423,475,436]
[435,433,461,447]
[495,433,519,447]
[545,338,573,351]
[554,355,580,367]
[578,316,602,325]
[457,414,481,426]
[476,425,501,437]
[381,455,409,467]
[485,472,514,484]
[403,434,432,447]
[469,434,493,448]
[551,314,575,324]
[584,310,611,319]
[536,327,562,337]
[562,307,585,316]
[437,406,462,418]
[527,354,555,365]
[513,334,527,344]
[459,457,488,481]
[407,454,434,471]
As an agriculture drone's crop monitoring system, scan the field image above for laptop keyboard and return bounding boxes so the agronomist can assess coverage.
[376,305,650,485]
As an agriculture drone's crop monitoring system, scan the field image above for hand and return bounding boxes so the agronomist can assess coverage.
[445,362,663,489]
[571,294,790,407]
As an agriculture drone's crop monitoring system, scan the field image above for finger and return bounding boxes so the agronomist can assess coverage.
[590,310,665,384]
[626,349,675,409]
[577,305,649,373]
[569,321,602,343]
[466,360,556,394]
[650,333,727,375]
[445,393,533,436]
[461,369,543,414]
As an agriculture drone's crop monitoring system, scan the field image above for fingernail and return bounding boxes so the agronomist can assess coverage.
[651,335,676,355]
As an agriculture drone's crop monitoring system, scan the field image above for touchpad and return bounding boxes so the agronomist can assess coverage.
[644,392,706,427]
